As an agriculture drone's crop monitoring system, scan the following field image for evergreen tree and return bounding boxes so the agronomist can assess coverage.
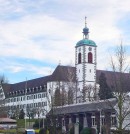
[54,88,61,106]
[61,90,67,106]
[98,72,113,100]
[19,109,25,119]
[68,89,74,104]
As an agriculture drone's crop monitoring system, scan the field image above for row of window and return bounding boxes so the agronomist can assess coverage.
[91,116,116,127]
[57,115,116,128]
[9,101,47,110]
[6,93,47,103]
[78,52,93,64]
[7,85,47,96]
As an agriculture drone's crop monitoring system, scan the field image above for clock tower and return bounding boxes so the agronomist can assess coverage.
[75,18,97,102]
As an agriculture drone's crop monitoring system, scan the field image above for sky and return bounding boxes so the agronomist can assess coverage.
[0,0,130,83]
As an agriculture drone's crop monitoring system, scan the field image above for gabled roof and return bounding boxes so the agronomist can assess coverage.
[2,76,51,98]
[2,66,130,98]
[96,70,130,92]
[0,118,16,123]
[49,98,116,115]
[50,65,76,82]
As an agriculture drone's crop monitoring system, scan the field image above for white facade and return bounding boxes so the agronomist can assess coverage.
[5,91,48,119]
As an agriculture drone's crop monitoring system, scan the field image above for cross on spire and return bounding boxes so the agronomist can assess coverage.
[83,16,89,39]
[85,16,87,27]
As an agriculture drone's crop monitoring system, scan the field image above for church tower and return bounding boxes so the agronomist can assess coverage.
[75,18,97,102]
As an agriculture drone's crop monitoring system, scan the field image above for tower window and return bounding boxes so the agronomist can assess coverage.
[78,53,81,64]
[88,52,93,63]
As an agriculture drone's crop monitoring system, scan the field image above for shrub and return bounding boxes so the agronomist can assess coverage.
[69,126,74,134]
[39,128,46,134]
[80,127,91,134]
[90,128,96,134]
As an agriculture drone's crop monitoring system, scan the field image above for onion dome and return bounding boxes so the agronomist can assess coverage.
[76,39,96,47]
[76,17,96,47]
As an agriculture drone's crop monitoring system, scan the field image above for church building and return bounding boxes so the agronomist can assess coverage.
[0,19,128,123]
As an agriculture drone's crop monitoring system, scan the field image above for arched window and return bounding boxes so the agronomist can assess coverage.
[88,52,93,63]
[78,53,81,64]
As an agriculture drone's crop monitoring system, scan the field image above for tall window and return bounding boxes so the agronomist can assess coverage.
[88,52,93,63]
[111,113,117,126]
[78,53,81,64]
[91,114,96,126]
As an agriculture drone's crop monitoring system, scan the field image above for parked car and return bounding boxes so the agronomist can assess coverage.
[25,129,35,134]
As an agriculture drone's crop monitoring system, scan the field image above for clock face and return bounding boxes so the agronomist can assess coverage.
[88,47,92,51]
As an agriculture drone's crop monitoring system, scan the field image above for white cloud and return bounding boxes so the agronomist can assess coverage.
[0,0,130,82]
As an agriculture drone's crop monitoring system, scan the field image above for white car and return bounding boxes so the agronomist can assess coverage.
[25,129,35,134]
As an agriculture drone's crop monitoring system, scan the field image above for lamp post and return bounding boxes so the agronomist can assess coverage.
[98,109,102,134]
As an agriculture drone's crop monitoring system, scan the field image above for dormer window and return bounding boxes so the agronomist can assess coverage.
[13,92,14,95]
[40,86,42,90]
[9,92,12,96]
[36,87,38,91]
[29,88,31,92]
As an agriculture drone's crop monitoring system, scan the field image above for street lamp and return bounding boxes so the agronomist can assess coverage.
[98,109,102,134]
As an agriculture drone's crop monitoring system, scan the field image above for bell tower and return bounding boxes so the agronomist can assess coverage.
[75,17,97,102]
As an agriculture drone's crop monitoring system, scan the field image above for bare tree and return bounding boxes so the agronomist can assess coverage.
[108,43,130,133]
[64,66,76,104]
[0,75,9,118]
[82,84,96,102]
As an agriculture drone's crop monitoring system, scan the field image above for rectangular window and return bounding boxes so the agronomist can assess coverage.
[45,93,47,97]
[27,104,29,108]
[38,102,41,107]
[23,104,25,108]
[34,103,36,107]
[91,116,96,126]
[36,103,38,107]
[31,95,33,99]
[42,102,44,106]
[101,117,105,125]
[111,116,116,126]
[42,93,44,98]
[38,94,41,98]
[27,96,30,100]
[111,113,117,126]
[62,119,65,126]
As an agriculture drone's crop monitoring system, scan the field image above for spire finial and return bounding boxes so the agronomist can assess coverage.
[85,16,87,27]
[83,16,89,39]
